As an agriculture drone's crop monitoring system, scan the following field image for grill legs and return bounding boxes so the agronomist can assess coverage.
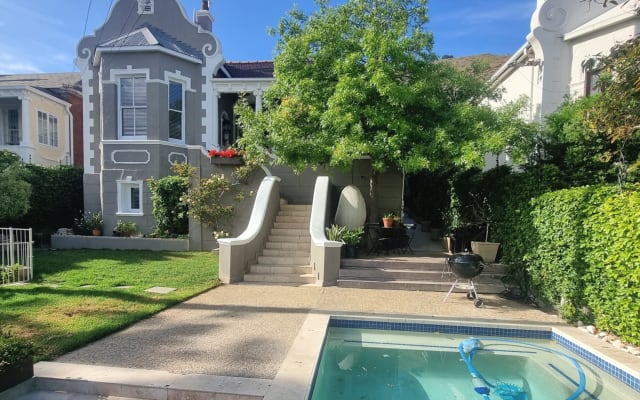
[443,278,484,307]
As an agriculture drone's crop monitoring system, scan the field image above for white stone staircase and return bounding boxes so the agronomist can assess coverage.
[243,203,315,285]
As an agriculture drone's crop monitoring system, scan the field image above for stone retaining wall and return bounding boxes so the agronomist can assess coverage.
[51,235,189,251]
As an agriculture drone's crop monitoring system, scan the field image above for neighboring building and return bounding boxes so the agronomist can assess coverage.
[75,0,275,243]
[490,0,640,123]
[0,73,82,167]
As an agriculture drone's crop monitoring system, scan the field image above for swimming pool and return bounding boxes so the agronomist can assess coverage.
[308,319,640,400]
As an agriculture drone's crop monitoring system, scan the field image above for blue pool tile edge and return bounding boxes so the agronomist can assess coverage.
[329,317,640,394]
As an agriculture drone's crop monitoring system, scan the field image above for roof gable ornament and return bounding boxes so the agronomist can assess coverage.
[137,0,154,15]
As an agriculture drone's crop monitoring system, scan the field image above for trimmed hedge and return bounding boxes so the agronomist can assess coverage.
[449,167,640,344]
[1,165,83,235]
[584,187,640,344]
[528,185,616,321]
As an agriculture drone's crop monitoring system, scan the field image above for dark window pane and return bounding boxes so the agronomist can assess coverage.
[130,187,140,210]
[169,110,182,140]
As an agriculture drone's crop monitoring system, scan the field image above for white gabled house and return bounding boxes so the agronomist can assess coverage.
[490,0,640,123]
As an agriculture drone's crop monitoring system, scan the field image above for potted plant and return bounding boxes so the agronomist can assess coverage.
[87,211,103,236]
[342,227,364,258]
[114,220,137,237]
[0,330,34,392]
[325,224,346,242]
[73,211,103,236]
[469,194,500,263]
[382,212,397,228]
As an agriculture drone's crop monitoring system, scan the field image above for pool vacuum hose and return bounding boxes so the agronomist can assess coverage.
[458,338,586,400]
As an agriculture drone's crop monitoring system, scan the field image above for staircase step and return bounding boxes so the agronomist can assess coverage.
[341,259,509,274]
[273,222,308,229]
[244,273,316,284]
[250,265,313,274]
[270,228,309,237]
[276,215,308,223]
[337,279,505,293]
[278,210,311,217]
[18,362,270,400]
[257,255,310,265]
[262,248,310,257]
[265,242,309,250]
[269,235,311,243]
[280,204,311,211]
[339,267,506,282]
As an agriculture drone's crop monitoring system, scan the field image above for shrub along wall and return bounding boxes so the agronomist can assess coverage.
[2,165,83,235]
[504,182,639,345]
[449,167,640,345]
[528,185,617,321]
[584,187,640,345]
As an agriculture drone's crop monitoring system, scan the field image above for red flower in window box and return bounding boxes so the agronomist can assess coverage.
[208,148,241,158]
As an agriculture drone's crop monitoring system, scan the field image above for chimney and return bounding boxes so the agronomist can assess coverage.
[195,1,213,31]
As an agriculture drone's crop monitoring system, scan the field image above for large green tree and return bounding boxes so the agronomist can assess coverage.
[0,151,31,221]
[582,36,640,187]
[236,0,513,174]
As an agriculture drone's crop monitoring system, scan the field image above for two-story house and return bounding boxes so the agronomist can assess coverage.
[490,0,640,122]
[0,73,82,167]
[76,0,401,251]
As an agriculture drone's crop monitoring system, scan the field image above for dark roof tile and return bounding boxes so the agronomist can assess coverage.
[98,25,202,61]
[218,61,274,78]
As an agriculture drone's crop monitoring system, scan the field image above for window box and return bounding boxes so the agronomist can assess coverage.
[210,157,244,166]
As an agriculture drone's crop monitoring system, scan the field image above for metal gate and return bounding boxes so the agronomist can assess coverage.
[0,228,33,285]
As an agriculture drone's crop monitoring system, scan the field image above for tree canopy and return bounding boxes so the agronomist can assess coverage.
[582,36,640,186]
[236,0,520,174]
[0,151,31,221]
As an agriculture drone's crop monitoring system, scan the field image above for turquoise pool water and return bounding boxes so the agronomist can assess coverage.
[309,324,639,400]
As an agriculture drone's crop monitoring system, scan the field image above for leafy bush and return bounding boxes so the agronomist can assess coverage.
[529,185,616,320]
[342,227,364,247]
[182,174,235,238]
[114,220,137,236]
[584,186,640,344]
[0,330,33,372]
[4,164,83,235]
[147,174,189,237]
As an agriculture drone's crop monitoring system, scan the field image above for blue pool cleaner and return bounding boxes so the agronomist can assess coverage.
[458,338,587,400]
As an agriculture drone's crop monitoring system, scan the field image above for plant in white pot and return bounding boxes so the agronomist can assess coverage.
[469,194,500,263]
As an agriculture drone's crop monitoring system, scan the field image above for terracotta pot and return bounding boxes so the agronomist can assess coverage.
[91,229,101,236]
[382,218,394,228]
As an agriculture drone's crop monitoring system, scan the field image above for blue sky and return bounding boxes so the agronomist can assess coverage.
[0,0,536,75]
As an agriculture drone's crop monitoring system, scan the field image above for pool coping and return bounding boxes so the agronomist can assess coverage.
[264,312,640,400]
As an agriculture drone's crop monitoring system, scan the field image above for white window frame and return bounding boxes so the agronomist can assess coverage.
[118,75,148,140]
[37,110,58,147]
[168,80,185,143]
[117,180,144,215]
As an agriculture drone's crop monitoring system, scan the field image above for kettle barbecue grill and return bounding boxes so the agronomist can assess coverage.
[443,252,486,307]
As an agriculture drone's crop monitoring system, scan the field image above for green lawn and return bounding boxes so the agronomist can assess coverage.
[0,249,220,361]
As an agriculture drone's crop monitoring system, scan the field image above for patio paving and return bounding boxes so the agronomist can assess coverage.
[6,283,639,400]
[54,283,563,379]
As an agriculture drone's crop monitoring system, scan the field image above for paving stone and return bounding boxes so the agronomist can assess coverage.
[145,286,176,294]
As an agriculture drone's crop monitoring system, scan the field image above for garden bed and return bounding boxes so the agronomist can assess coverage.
[51,235,188,251]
